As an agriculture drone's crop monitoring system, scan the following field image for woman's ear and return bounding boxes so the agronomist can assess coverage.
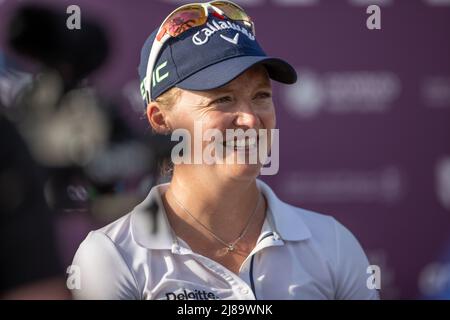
[146,102,171,134]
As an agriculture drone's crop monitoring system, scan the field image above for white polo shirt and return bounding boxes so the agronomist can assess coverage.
[70,180,379,300]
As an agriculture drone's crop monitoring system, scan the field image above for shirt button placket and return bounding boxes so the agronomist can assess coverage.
[240,287,249,295]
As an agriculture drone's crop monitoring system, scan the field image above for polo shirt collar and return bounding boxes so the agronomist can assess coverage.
[131,183,175,250]
[256,180,311,242]
[131,180,311,250]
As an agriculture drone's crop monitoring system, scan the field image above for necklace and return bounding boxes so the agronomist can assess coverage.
[167,188,261,253]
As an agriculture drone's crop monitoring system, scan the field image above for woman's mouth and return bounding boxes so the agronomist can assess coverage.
[223,136,258,151]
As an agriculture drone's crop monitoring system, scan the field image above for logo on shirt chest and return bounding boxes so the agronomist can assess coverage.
[165,288,219,300]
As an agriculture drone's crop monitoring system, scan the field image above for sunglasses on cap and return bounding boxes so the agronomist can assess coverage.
[143,1,255,104]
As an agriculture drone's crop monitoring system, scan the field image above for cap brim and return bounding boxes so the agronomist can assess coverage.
[175,56,297,91]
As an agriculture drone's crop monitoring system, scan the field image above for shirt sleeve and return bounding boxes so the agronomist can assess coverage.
[70,231,141,300]
[333,219,380,300]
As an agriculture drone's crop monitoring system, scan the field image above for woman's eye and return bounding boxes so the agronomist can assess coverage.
[254,92,272,99]
[212,96,232,104]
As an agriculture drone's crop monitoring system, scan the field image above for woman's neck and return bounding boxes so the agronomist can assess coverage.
[163,168,263,243]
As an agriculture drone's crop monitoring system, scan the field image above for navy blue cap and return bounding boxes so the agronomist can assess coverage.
[138,16,297,104]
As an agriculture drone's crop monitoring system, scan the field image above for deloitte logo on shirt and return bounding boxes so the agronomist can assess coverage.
[165,288,219,300]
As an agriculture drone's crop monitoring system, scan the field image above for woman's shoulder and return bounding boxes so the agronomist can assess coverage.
[275,198,362,252]
[73,209,137,270]
[275,200,347,248]
[88,191,157,246]
[72,204,142,271]
[276,201,378,299]
[259,179,368,266]
[70,213,141,299]
[95,212,135,243]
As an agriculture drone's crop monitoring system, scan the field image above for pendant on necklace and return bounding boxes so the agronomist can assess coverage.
[227,244,235,252]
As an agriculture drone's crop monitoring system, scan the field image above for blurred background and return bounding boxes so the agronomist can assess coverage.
[0,0,449,299]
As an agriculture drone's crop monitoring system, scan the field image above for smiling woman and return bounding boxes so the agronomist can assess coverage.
[163,65,274,170]
[70,0,379,300]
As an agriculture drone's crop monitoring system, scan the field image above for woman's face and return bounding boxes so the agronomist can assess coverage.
[165,64,275,182]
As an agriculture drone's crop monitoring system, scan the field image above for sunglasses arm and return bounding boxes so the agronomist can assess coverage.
[145,33,171,104]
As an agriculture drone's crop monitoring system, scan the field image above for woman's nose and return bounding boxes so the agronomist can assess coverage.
[233,102,260,128]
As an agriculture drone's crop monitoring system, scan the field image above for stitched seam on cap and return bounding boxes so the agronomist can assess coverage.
[169,41,181,79]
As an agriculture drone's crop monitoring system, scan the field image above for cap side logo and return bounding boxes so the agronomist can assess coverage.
[152,60,169,88]
[220,33,239,45]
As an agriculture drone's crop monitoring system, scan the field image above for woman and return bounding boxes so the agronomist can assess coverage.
[71,1,379,300]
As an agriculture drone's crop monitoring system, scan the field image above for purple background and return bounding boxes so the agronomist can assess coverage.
[1,0,450,299]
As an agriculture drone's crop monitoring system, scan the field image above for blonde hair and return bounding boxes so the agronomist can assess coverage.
[154,86,182,110]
